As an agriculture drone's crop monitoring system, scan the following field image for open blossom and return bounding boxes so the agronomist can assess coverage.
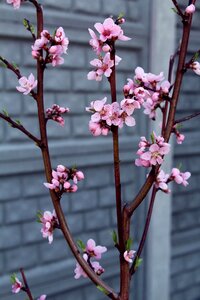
[11,277,23,294]
[185,4,195,14]
[16,73,37,95]
[135,133,170,167]
[44,165,84,193]
[40,210,58,244]
[155,170,169,193]
[87,53,121,81]
[170,168,191,187]
[46,104,69,127]
[86,239,107,259]
[6,0,21,9]
[94,17,130,42]
[124,250,136,263]
[86,97,139,136]
[191,61,200,76]
[38,295,47,300]
[31,27,69,66]
[74,254,104,279]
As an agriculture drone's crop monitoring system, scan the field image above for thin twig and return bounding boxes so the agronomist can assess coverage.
[0,112,41,145]
[0,56,21,78]
[172,0,184,18]
[130,186,157,276]
[174,111,200,124]
[20,268,34,300]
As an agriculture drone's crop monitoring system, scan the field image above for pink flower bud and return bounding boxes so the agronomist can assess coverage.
[185,4,195,14]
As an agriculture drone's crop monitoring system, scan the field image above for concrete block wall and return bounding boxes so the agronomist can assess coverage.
[0,0,150,299]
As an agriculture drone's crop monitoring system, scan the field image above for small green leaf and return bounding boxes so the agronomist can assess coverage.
[2,109,9,117]
[118,12,124,19]
[125,238,133,251]
[23,18,29,29]
[77,239,86,251]
[135,257,143,269]
[112,230,118,245]
[15,119,22,126]
[193,52,199,61]
[36,210,43,223]
[171,7,178,14]
[177,162,182,170]
[97,285,109,295]
[10,273,17,284]
[150,132,155,143]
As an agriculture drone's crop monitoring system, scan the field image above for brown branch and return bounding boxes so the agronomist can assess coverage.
[20,268,34,300]
[164,0,196,141]
[0,112,41,145]
[172,0,184,18]
[174,111,200,124]
[109,43,123,252]
[0,56,21,79]
[130,186,157,276]
[30,2,118,299]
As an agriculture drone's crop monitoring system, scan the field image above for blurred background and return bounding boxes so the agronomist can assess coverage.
[0,1,199,299]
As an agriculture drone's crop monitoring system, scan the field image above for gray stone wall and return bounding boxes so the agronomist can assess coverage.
[0,1,150,299]
[171,2,200,300]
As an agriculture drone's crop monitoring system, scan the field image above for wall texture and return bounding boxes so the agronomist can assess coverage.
[0,1,150,299]
[171,2,200,300]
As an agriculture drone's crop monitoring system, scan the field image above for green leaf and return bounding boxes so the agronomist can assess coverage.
[112,230,118,245]
[193,52,199,61]
[77,239,86,251]
[36,210,43,223]
[97,285,109,295]
[177,162,182,170]
[135,257,143,269]
[2,109,9,117]
[12,62,19,70]
[15,119,22,126]
[125,238,133,251]
[118,12,124,19]
[171,7,178,14]
[150,132,155,143]
[23,18,29,29]
[10,273,17,284]
[23,18,35,35]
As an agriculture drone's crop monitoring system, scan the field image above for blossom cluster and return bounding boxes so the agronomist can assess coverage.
[155,168,191,193]
[123,67,171,121]
[16,73,37,95]
[38,210,59,244]
[32,27,69,67]
[87,17,130,81]
[74,239,107,279]
[46,104,70,127]
[11,274,47,299]
[86,97,140,136]
[135,132,170,168]
[44,165,84,193]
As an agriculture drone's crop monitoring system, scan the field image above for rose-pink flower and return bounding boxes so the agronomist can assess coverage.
[16,73,37,95]
[86,238,107,259]
[40,210,58,244]
[185,4,195,14]
[11,277,23,294]
[155,170,169,193]
[6,0,21,9]
[123,250,136,263]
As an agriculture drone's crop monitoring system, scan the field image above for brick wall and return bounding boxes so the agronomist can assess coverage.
[171,2,200,300]
[0,1,150,299]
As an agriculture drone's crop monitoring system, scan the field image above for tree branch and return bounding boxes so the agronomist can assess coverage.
[0,112,41,145]
[174,111,200,124]
[20,268,34,300]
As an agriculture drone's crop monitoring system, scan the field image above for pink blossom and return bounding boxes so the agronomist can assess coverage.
[160,80,170,94]
[86,239,107,259]
[123,250,136,263]
[191,61,200,76]
[37,295,47,300]
[94,18,130,42]
[120,98,140,115]
[49,45,64,67]
[46,104,69,127]
[170,168,191,186]
[74,254,105,279]
[40,210,58,244]
[55,27,69,53]
[16,73,37,95]
[89,120,109,136]
[176,133,185,144]
[6,0,21,9]
[155,170,169,193]
[185,4,195,14]
[11,277,22,294]
[88,28,103,55]
[88,53,114,81]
